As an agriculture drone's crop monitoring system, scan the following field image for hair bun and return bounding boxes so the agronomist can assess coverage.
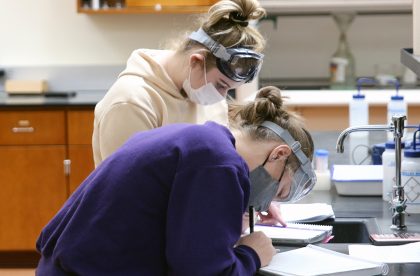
[229,11,249,27]
[255,86,284,109]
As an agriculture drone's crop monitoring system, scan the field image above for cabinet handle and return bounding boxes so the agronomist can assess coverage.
[64,159,71,176]
[12,127,34,133]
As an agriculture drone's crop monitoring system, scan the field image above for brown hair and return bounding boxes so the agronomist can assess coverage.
[174,0,266,69]
[229,86,314,171]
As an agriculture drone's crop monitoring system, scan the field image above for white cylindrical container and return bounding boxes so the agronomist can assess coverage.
[349,93,369,164]
[382,141,405,201]
[387,94,407,140]
[313,149,331,190]
[401,134,420,214]
[91,0,100,10]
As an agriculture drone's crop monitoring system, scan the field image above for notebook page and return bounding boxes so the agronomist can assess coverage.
[276,203,335,223]
[252,224,332,244]
[260,245,389,276]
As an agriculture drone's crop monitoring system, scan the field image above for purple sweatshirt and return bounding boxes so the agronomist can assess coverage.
[36,121,260,275]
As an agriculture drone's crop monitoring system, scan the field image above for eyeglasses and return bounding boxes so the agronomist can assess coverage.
[188,28,264,83]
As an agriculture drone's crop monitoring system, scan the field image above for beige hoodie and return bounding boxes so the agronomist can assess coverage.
[92,49,228,166]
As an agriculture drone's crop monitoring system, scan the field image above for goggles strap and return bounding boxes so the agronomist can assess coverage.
[260,121,311,168]
[189,28,231,61]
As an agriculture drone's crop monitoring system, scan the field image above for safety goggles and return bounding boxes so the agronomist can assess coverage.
[260,121,317,203]
[188,28,264,83]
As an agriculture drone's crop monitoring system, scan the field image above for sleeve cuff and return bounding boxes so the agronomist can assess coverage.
[235,244,261,270]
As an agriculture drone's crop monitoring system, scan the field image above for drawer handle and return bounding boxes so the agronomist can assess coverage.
[12,127,34,133]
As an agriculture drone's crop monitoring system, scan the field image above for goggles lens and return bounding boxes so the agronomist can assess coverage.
[217,55,263,83]
[188,28,264,83]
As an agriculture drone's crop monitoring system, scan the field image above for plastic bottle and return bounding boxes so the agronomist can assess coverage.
[401,130,420,213]
[313,149,331,190]
[387,80,407,140]
[348,78,370,165]
[91,0,100,10]
[382,141,405,201]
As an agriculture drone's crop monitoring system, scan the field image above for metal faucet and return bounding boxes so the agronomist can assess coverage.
[336,115,412,230]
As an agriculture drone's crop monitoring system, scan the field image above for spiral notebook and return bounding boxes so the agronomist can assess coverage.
[259,244,389,276]
[248,223,333,245]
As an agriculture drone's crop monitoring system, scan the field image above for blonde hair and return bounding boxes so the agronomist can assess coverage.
[174,0,266,68]
[229,86,314,171]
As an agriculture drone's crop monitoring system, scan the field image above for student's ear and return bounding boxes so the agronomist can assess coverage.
[269,145,291,162]
[189,53,205,67]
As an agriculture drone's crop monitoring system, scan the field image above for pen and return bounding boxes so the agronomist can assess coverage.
[249,206,255,233]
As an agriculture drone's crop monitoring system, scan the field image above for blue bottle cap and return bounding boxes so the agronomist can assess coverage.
[315,149,329,156]
[404,129,420,157]
[404,149,420,158]
[391,95,404,100]
[353,94,365,99]
[385,141,405,149]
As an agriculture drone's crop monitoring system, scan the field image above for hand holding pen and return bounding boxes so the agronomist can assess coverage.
[237,206,276,267]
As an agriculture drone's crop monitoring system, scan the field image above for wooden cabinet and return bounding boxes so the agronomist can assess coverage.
[0,108,94,251]
[67,110,95,194]
[77,0,218,14]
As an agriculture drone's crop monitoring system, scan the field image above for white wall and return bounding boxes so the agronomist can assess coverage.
[0,0,413,79]
[0,0,195,65]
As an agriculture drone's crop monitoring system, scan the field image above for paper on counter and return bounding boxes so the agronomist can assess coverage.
[349,242,420,263]
[276,203,335,223]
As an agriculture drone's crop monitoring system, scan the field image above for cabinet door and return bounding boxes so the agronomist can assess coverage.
[68,145,94,194]
[67,110,95,194]
[0,146,67,250]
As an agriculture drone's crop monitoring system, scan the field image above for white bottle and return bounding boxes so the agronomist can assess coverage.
[91,0,100,10]
[387,87,407,141]
[349,92,369,165]
[401,135,420,213]
[313,149,331,190]
[382,141,406,201]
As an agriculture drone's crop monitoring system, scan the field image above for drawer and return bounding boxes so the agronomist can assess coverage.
[0,110,65,145]
[67,110,94,145]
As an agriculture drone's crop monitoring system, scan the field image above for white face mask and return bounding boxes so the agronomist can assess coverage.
[182,60,225,105]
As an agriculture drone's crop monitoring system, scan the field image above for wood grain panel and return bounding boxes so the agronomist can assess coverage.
[67,110,94,145]
[0,146,67,250]
[0,111,65,145]
[68,145,94,195]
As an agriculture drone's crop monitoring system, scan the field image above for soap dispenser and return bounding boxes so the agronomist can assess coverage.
[387,79,407,140]
[348,78,371,164]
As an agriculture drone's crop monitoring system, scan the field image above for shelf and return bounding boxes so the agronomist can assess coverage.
[77,6,210,14]
[259,0,412,16]
[401,48,420,79]
[77,0,213,14]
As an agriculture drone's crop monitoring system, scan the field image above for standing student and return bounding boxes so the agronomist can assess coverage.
[93,0,267,166]
[36,86,316,275]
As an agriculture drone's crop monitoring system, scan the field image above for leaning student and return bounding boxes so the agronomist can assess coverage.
[93,0,267,166]
[92,0,285,226]
[36,86,315,275]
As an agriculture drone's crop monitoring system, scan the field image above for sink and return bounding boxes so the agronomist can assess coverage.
[317,217,380,243]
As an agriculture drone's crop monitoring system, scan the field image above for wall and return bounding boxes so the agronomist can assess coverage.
[0,0,413,88]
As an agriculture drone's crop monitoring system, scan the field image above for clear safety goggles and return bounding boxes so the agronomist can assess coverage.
[188,28,264,83]
[261,121,317,203]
